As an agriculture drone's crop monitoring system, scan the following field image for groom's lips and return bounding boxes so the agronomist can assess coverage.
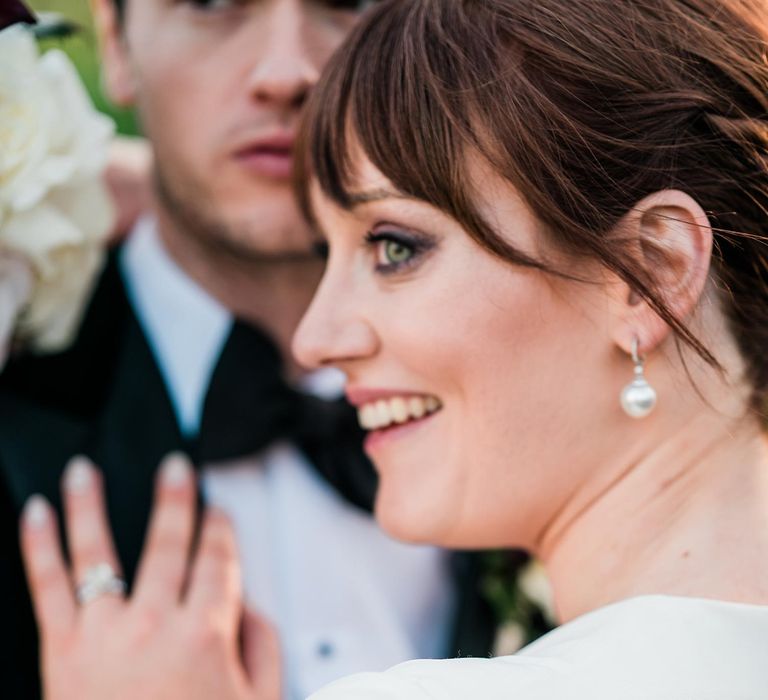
[233,132,295,180]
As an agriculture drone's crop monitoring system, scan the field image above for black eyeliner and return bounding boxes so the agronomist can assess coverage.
[364,226,438,275]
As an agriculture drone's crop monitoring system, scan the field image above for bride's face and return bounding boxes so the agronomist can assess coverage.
[294,158,626,549]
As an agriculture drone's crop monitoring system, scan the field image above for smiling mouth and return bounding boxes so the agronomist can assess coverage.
[357,395,443,432]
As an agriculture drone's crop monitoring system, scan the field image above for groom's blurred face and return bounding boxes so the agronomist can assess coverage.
[93,0,367,257]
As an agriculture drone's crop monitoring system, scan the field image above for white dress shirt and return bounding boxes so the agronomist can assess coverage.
[311,595,768,699]
[120,218,455,700]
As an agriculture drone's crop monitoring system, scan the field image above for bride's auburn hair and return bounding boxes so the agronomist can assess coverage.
[296,0,768,412]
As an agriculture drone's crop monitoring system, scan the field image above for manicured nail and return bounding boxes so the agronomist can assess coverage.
[64,456,94,493]
[160,453,191,488]
[23,495,50,529]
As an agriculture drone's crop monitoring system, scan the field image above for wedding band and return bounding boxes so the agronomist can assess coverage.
[76,563,126,605]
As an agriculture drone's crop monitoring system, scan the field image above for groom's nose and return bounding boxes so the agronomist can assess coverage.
[246,0,320,110]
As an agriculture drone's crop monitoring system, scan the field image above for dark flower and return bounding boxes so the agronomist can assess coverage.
[0,0,35,31]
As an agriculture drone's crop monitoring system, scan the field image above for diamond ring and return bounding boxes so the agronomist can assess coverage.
[76,563,126,605]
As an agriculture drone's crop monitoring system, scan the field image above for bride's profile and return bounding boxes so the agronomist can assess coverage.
[18,0,768,698]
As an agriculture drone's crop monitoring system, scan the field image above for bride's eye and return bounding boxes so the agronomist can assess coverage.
[365,229,436,275]
[382,239,413,265]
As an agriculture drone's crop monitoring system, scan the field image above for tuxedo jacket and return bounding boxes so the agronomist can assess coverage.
[0,252,497,699]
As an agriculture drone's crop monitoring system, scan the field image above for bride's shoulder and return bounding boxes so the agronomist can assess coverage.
[308,655,564,700]
[309,596,768,700]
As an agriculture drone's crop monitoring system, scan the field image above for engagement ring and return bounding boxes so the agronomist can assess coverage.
[76,563,126,605]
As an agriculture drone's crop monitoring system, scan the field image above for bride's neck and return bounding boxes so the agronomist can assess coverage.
[539,401,768,624]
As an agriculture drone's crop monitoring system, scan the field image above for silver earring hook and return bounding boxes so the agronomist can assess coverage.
[631,336,644,370]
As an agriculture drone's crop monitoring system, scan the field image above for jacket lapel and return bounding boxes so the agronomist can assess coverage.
[0,250,187,581]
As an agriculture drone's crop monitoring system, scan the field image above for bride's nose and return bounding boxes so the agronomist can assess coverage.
[292,275,379,371]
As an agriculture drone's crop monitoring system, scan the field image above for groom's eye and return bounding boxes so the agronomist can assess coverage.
[320,0,377,10]
[184,0,243,12]
[313,240,330,260]
[181,0,376,13]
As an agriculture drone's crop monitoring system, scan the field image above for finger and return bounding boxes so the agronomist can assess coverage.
[242,608,282,700]
[186,508,241,625]
[61,457,124,613]
[132,454,196,612]
[19,495,77,644]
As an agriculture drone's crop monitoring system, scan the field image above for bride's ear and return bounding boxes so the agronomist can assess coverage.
[90,0,137,107]
[610,189,713,356]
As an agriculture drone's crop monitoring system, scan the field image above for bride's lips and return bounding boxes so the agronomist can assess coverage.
[346,387,443,453]
[232,132,295,179]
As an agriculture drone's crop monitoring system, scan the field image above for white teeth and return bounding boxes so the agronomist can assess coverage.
[359,404,379,430]
[408,397,426,419]
[375,400,391,426]
[390,397,409,424]
[357,395,442,431]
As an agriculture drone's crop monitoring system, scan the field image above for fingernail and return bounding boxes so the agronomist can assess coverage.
[160,453,191,488]
[23,495,49,529]
[64,456,94,493]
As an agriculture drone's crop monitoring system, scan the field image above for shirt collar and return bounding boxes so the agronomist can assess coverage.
[120,216,232,437]
[120,216,347,436]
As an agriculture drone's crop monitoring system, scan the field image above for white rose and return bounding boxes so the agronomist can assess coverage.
[518,559,557,625]
[0,24,114,352]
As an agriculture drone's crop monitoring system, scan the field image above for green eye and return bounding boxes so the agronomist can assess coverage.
[383,240,413,265]
[365,229,433,275]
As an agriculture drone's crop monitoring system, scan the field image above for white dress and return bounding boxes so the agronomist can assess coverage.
[309,595,768,699]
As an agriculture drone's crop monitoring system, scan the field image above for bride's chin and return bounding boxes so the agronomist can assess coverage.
[373,490,457,547]
[375,491,531,551]
[374,500,428,544]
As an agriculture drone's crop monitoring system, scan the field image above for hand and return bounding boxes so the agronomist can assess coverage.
[19,454,281,700]
[104,136,153,240]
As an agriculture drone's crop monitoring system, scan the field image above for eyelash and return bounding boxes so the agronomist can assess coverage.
[364,229,435,276]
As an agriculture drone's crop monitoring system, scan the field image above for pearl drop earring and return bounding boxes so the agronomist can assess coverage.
[620,337,657,418]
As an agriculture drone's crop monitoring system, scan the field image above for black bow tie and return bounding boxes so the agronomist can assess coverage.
[192,320,377,512]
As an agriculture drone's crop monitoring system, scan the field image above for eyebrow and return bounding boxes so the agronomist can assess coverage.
[310,188,410,242]
[345,188,409,206]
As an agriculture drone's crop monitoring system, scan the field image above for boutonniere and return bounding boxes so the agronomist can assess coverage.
[0,20,114,354]
[481,551,558,656]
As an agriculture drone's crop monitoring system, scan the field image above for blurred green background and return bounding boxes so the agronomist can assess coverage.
[29,0,139,135]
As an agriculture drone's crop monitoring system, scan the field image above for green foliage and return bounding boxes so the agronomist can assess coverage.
[29,0,139,135]
[481,551,553,647]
